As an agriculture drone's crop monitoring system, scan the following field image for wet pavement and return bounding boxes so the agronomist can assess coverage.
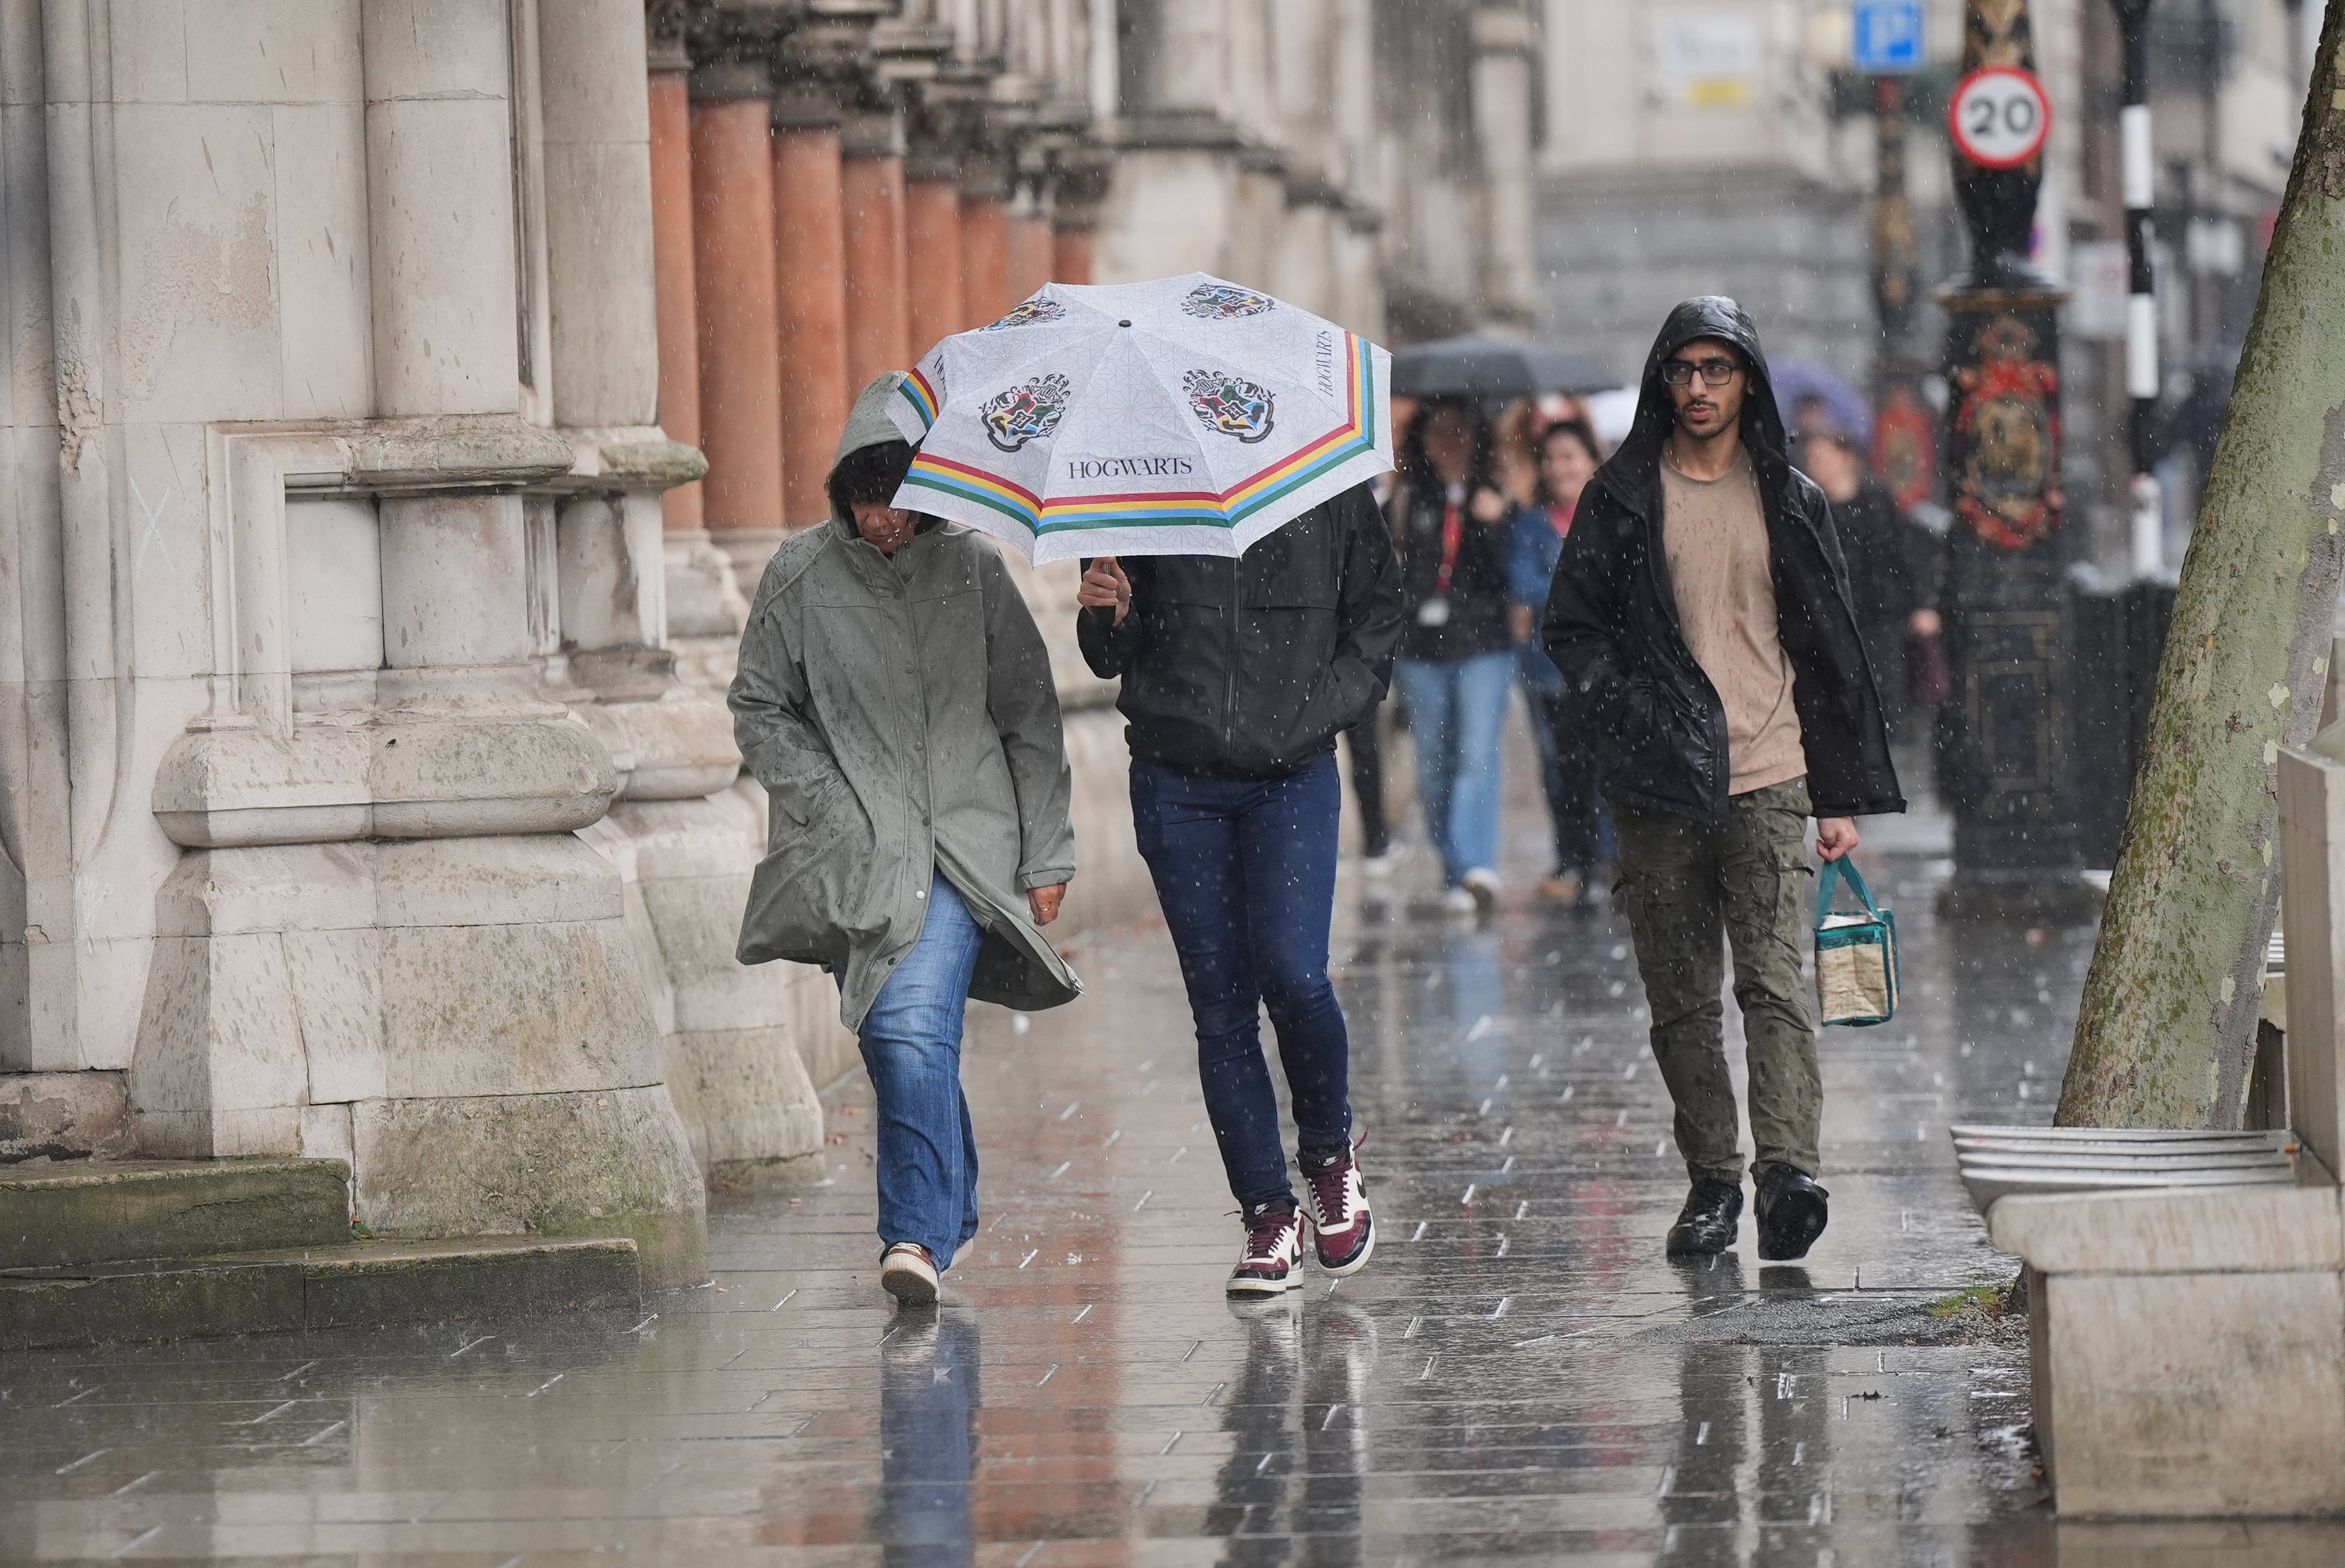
[7,757,2341,1564]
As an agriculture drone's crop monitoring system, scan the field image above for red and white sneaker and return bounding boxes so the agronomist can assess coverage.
[1227,1202,1305,1296]
[1301,1139,1375,1275]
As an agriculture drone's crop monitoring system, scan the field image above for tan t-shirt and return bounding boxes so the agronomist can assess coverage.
[1659,449,1806,795]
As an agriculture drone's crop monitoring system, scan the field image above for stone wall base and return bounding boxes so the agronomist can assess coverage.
[354,1087,704,1287]
[0,1071,132,1162]
[123,834,707,1286]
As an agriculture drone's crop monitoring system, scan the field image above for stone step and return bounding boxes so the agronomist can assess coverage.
[0,1158,353,1269]
[0,1236,640,1352]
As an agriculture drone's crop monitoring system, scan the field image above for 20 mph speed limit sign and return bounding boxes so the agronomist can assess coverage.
[1949,66,2051,170]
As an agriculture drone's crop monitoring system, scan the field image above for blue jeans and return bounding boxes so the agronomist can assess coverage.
[1131,752,1352,1211]
[1395,651,1514,884]
[857,869,985,1266]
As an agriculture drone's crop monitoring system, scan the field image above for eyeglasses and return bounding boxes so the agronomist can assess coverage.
[1660,357,1741,387]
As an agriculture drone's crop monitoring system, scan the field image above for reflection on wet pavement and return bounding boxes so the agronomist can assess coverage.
[7,818,2343,1562]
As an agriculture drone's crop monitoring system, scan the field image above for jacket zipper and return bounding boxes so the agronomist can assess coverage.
[1223,562,1239,758]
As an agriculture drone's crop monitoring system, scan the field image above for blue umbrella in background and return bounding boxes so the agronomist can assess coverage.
[1769,360,1873,446]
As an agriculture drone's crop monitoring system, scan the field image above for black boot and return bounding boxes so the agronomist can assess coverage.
[1755,1164,1830,1261]
[1665,1177,1743,1256]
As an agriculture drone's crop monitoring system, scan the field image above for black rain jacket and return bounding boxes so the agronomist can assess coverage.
[1077,482,1404,780]
[1541,297,1903,826]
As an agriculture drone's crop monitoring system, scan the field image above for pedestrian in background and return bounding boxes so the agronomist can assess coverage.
[1509,418,1609,906]
[732,374,1079,1308]
[1342,470,1403,876]
[1389,399,1517,916]
[1074,483,1402,1296]
[1797,428,1937,742]
[1545,298,1902,1263]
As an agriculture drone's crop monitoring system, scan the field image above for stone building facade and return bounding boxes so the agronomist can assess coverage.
[0,0,1528,1277]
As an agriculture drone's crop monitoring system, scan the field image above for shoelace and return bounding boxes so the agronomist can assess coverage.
[1302,1141,1361,1223]
[1242,1207,1297,1258]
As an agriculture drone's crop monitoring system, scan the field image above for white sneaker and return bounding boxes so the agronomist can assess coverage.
[880,1241,940,1305]
[1461,867,1501,913]
[1360,844,1401,878]
[1227,1203,1305,1296]
[1441,885,1479,916]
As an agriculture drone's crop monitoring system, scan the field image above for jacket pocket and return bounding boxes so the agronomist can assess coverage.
[738,779,877,967]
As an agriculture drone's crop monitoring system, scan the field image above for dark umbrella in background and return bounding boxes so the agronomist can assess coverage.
[1389,335,1613,399]
[1768,359,1874,446]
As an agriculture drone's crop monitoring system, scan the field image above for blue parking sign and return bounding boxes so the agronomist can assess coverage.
[1852,0,1925,73]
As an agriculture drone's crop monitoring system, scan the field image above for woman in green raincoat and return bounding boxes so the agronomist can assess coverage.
[731,372,1078,1306]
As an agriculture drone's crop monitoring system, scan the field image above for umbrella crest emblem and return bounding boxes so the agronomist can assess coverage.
[1183,369,1277,444]
[982,298,1066,331]
[979,373,1072,453]
[1180,283,1275,320]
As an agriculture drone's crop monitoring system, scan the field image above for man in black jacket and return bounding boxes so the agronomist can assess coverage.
[1544,298,1903,1262]
[1077,483,1402,1295]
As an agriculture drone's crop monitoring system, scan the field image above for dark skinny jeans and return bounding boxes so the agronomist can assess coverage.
[1131,752,1354,1211]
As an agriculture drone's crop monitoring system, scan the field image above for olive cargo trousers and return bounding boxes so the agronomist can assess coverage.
[1613,777,1822,1183]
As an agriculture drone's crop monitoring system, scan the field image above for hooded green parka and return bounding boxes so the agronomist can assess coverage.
[730,373,1080,1031]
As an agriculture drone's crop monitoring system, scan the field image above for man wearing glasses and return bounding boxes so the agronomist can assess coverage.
[1542,297,1902,1262]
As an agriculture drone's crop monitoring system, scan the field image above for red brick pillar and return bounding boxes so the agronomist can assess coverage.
[1052,226,1094,286]
[1008,197,1053,302]
[689,85,785,546]
[649,63,702,531]
[772,110,850,529]
[959,191,1012,330]
[842,114,910,388]
[904,170,965,358]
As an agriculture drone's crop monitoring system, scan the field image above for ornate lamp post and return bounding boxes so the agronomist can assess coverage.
[1936,0,2082,887]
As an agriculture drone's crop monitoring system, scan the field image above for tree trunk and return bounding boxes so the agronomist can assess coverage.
[2059,1,2345,1128]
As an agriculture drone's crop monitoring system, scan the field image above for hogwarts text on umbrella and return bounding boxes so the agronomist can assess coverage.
[1066,456,1198,480]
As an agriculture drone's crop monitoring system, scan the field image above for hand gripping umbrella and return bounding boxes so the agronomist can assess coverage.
[883,273,1394,564]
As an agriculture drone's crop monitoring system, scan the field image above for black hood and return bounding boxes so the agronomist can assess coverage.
[1608,295,1792,495]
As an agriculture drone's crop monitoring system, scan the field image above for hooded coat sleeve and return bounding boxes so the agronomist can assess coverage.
[1324,483,1405,727]
[1541,495,1663,744]
[728,558,854,825]
[979,549,1078,891]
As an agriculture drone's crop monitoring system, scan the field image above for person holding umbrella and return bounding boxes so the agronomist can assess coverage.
[888,274,1405,1296]
[1076,493,1400,1292]
[731,373,1080,1308]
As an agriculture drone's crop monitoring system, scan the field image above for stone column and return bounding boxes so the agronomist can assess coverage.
[1052,225,1093,285]
[771,87,851,530]
[646,5,704,532]
[1470,1,1538,329]
[689,24,787,579]
[1007,179,1055,300]
[905,140,967,353]
[647,0,748,666]
[1051,148,1111,287]
[959,155,1014,328]
[842,105,912,384]
[120,0,707,1284]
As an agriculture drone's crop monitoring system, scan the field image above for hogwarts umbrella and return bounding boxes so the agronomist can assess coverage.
[884,272,1394,563]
